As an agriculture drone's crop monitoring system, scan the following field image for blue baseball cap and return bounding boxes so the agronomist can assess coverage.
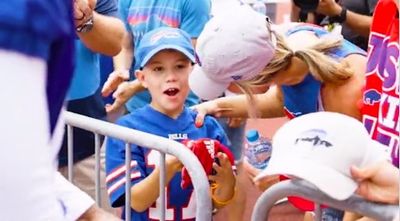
[135,27,196,68]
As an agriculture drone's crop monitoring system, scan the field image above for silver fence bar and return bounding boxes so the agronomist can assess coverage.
[159,152,166,221]
[251,179,399,221]
[313,203,322,221]
[67,125,74,182]
[64,111,212,221]
[125,143,131,221]
[94,133,101,207]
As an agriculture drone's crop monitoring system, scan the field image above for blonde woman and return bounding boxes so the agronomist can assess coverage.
[190,6,367,124]
[188,4,367,220]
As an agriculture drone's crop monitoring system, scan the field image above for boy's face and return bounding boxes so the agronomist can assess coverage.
[136,49,193,118]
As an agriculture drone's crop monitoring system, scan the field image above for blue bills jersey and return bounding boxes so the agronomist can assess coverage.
[106,105,229,221]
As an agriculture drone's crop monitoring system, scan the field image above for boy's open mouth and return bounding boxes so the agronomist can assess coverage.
[164,88,179,96]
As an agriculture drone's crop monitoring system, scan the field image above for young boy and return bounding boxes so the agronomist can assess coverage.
[105,27,236,221]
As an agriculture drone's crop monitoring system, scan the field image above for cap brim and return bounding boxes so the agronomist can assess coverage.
[140,45,196,68]
[189,65,229,100]
[256,156,357,201]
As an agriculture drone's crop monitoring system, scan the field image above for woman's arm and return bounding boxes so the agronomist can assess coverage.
[193,85,285,126]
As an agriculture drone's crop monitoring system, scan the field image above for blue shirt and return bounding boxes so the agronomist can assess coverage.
[282,24,366,119]
[0,0,75,134]
[118,0,211,112]
[106,105,228,221]
[67,0,119,100]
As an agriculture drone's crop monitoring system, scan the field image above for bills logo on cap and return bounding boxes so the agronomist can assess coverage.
[295,129,332,148]
[150,30,180,44]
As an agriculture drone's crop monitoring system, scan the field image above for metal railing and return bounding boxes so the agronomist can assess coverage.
[64,111,212,221]
[251,179,399,221]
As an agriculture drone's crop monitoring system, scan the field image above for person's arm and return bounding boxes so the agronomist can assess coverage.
[317,0,373,37]
[77,205,122,221]
[101,32,136,97]
[78,11,125,56]
[130,156,183,212]
[193,85,284,127]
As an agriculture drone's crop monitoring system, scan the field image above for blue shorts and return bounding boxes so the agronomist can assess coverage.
[217,118,246,164]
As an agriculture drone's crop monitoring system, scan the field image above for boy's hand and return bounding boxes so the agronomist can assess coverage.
[180,139,235,189]
[208,152,235,188]
[165,154,183,174]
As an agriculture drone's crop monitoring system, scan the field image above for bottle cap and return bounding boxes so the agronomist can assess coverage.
[246,129,260,142]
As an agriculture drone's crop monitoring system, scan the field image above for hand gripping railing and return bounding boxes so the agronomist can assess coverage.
[251,179,399,221]
[64,111,212,221]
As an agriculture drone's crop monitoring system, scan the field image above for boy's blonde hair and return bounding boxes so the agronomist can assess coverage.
[235,26,354,118]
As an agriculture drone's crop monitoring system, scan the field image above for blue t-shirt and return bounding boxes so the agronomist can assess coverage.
[67,0,119,101]
[118,0,211,112]
[106,105,228,221]
[282,24,367,119]
[0,0,75,134]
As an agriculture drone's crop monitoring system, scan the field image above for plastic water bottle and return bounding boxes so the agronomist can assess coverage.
[244,129,272,169]
[252,0,267,15]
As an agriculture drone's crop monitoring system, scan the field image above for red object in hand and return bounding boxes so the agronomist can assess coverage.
[180,138,234,189]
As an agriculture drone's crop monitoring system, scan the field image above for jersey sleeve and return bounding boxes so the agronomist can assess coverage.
[180,0,211,38]
[95,0,119,17]
[105,119,148,207]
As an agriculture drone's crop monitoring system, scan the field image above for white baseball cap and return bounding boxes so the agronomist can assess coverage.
[256,112,389,200]
[189,4,276,100]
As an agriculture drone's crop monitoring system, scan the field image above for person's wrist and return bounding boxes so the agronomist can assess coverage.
[76,12,94,33]
[329,6,347,23]
[330,4,343,17]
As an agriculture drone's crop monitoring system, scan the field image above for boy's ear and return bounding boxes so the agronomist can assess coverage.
[135,70,148,88]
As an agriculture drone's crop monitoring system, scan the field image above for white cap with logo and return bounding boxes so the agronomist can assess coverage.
[189,4,276,100]
[256,112,389,200]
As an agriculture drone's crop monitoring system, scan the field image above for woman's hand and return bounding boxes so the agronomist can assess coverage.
[191,100,220,127]
[243,159,279,191]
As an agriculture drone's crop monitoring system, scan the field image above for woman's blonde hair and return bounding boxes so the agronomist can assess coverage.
[235,24,354,118]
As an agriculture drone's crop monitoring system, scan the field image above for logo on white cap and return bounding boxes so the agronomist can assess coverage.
[294,129,333,148]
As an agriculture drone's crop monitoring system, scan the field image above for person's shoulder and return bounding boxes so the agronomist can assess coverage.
[115,110,144,129]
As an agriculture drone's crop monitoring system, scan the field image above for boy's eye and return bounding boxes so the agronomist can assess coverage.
[153,66,163,72]
[176,63,187,69]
